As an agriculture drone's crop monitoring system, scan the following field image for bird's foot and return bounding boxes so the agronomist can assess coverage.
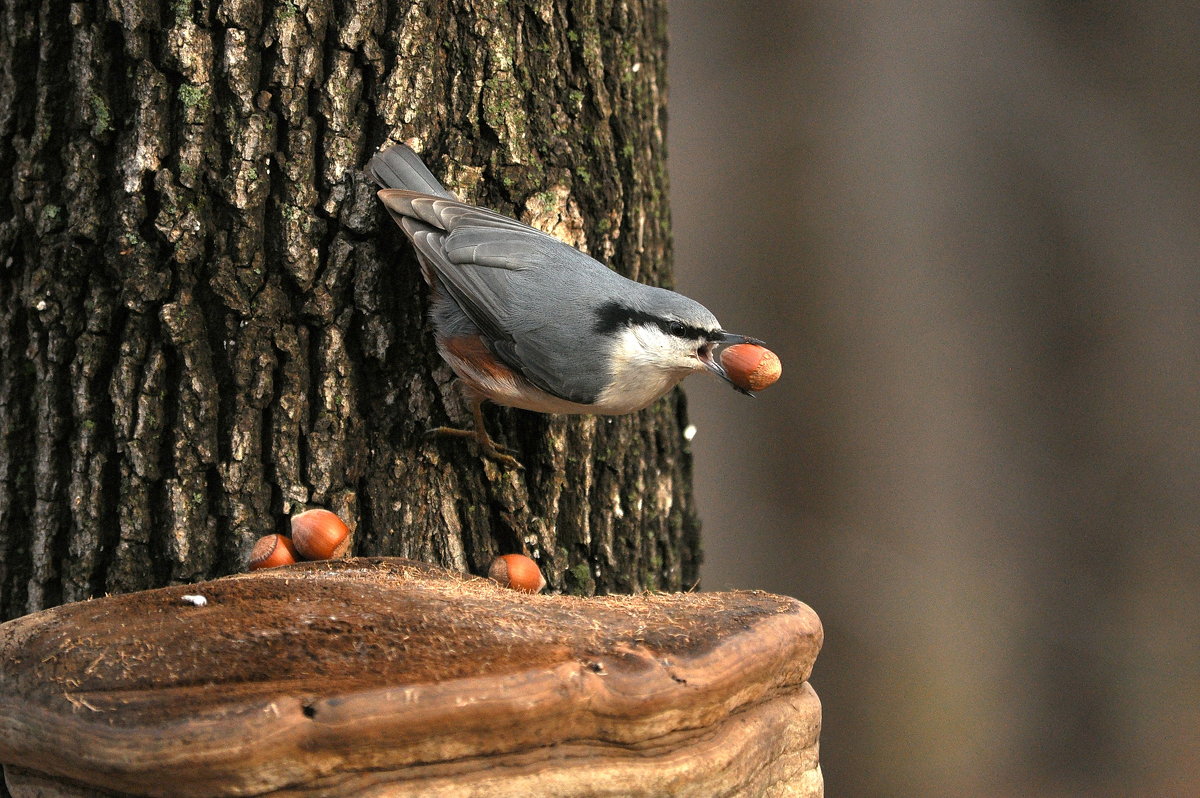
[425,426,524,470]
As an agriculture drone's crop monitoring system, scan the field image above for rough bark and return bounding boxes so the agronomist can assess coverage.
[0,0,698,620]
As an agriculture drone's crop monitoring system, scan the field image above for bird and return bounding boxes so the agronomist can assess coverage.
[367,144,764,468]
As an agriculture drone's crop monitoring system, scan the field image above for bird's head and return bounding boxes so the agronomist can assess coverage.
[592,291,763,398]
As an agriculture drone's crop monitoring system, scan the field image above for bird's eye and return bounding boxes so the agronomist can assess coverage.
[668,321,686,337]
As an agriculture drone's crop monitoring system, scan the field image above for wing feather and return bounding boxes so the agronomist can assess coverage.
[381,189,614,402]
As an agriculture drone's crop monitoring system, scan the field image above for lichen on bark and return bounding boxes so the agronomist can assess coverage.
[0,0,698,620]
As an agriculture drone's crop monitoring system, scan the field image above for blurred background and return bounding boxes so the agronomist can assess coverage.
[667,3,1198,797]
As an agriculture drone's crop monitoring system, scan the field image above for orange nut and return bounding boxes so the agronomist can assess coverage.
[249,534,298,570]
[488,554,546,593]
[290,509,351,561]
[720,343,782,392]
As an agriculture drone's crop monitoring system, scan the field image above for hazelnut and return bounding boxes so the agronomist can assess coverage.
[720,343,782,392]
[249,534,299,570]
[290,509,351,561]
[488,554,546,593]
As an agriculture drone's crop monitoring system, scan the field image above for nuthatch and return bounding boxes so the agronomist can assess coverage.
[368,144,764,468]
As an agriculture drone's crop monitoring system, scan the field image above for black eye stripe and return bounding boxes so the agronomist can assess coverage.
[656,318,711,340]
[593,302,712,340]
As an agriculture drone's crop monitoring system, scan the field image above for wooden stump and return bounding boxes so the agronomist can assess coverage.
[0,559,823,797]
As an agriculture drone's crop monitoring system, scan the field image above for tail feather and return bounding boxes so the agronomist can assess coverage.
[367,145,455,199]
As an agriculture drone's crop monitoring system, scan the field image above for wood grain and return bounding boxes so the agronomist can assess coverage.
[0,558,822,796]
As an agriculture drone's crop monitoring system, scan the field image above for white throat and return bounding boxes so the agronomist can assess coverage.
[592,325,699,414]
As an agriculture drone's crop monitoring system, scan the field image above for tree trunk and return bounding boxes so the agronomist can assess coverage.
[0,0,698,620]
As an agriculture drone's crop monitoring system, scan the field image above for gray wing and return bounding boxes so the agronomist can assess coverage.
[378,190,615,403]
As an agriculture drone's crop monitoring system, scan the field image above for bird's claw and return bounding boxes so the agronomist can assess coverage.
[480,445,524,470]
[425,426,524,469]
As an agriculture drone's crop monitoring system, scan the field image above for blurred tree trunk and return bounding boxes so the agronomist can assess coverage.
[0,0,698,620]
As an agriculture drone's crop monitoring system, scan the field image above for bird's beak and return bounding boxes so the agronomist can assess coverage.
[700,331,764,397]
[715,331,765,347]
